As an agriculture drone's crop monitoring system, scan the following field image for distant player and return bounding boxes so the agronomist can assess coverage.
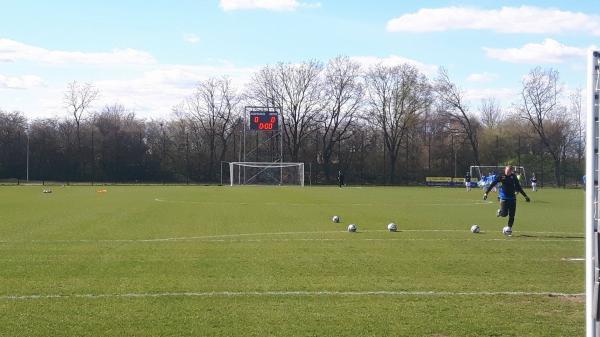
[337,170,345,188]
[464,172,472,192]
[530,173,537,192]
[483,166,530,235]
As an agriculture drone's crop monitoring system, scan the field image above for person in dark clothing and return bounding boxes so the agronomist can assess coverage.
[483,166,530,235]
[337,171,345,188]
[464,172,472,192]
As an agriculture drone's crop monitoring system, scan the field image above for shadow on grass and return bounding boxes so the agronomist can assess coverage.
[517,234,584,239]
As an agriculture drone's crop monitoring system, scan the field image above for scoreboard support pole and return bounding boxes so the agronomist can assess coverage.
[586,50,600,337]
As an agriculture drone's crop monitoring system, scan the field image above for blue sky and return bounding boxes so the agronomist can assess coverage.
[0,0,598,118]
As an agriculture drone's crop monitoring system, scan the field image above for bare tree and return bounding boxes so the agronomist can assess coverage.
[64,81,99,177]
[434,68,480,165]
[366,63,431,183]
[518,67,568,185]
[569,89,584,181]
[184,77,239,180]
[319,56,363,181]
[247,61,323,161]
[479,98,503,129]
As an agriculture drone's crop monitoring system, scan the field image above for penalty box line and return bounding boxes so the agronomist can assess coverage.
[154,198,493,207]
[0,290,584,301]
[0,229,584,244]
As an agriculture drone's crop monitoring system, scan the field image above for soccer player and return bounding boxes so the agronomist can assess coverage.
[530,173,537,192]
[464,172,472,192]
[483,166,530,234]
[337,170,345,188]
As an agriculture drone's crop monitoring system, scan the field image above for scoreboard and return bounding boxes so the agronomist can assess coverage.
[249,110,279,131]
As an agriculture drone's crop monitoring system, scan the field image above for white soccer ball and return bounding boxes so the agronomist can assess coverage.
[387,223,397,232]
[502,226,512,236]
[470,224,480,233]
[332,215,340,223]
[347,224,357,232]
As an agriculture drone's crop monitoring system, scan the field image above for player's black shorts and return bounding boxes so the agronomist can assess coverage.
[499,199,516,225]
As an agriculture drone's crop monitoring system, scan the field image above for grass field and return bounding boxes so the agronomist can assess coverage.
[0,185,585,336]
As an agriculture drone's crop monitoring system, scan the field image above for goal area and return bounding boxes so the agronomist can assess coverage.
[229,162,304,186]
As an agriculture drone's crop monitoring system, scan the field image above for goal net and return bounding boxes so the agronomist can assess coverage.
[229,162,304,186]
[469,165,527,188]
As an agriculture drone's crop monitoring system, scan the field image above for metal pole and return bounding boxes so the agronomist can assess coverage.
[495,135,499,169]
[451,133,455,178]
[585,49,600,337]
[280,106,283,185]
[454,145,457,179]
[243,108,246,184]
[186,133,190,185]
[238,121,242,185]
[91,122,94,186]
[26,126,29,182]
[517,135,521,167]
[160,122,165,185]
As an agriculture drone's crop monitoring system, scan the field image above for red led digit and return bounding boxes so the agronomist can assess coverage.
[270,117,276,123]
[254,117,259,123]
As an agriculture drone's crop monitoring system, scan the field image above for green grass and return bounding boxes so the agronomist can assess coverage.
[0,185,585,336]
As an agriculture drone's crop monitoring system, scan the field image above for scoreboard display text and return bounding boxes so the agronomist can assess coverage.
[249,111,279,131]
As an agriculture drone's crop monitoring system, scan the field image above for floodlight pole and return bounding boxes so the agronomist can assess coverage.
[586,49,600,337]
[280,107,283,185]
[25,125,29,182]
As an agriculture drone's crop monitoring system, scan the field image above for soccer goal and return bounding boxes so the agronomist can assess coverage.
[470,165,527,182]
[229,162,304,186]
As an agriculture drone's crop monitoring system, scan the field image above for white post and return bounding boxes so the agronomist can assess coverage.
[586,49,600,337]
[300,164,304,187]
[26,126,29,182]
[229,162,234,187]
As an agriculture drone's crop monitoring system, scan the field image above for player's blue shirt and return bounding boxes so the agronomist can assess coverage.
[478,174,496,188]
[485,174,525,200]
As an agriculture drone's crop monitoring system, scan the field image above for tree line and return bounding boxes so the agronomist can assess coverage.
[0,56,585,186]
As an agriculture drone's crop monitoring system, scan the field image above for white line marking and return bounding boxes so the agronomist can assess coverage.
[154,198,494,207]
[562,257,585,261]
[0,290,583,301]
[419,201,494,206]
[0,229,583,244]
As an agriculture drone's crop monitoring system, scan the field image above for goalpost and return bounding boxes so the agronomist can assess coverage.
[229,162,304,186]
[469,165,527,183]
[585,50,600,337]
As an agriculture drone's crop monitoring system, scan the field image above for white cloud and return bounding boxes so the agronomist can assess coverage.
[0,38,157,65]
[483,39,587,64]
[350,55,438,75]
[183,34,200,44]
[219,0,321,11]
[386,6,600,35]
[464,87,517,102]
[93,63,258,118]
[466,72,498,83]
[0,74,44,89]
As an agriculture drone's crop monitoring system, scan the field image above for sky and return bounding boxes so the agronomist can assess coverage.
[0,0,598,119]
